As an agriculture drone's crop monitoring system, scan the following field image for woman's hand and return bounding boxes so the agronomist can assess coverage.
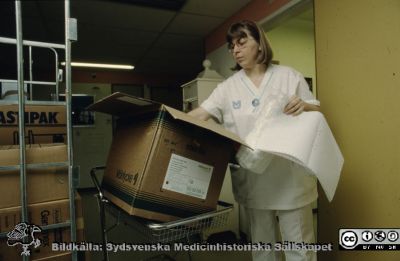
[187,107,212,121]
[284,95,305,116]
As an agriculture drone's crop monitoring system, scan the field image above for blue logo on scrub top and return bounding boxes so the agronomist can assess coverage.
[232,100,241,109]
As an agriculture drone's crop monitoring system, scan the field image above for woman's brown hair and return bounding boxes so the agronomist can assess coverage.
[226,20,273,70]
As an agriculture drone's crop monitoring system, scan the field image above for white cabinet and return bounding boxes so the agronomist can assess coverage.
[181,60,224,111]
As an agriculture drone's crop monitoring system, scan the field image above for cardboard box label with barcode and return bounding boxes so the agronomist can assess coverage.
[88,92,246,222]
[0,144,69,209]
[163,153,213,199]
[0,104,66,145]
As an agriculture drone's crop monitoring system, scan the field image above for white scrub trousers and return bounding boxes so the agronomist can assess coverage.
[245,203,316,261]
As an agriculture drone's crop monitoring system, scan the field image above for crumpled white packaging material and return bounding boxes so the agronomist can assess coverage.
[236,89,289,174]
[236,146,274,175]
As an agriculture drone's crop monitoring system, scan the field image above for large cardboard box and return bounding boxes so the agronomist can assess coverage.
[0,194,84,260]
[89,92,244,222]
[0,144,69,209]
[0,104,66,145]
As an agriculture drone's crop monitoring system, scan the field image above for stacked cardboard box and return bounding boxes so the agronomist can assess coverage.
[0,100,84,260]
[0,194,84,260]
[0,104,66,145]
[0,144,84,260]
[0,144,69,209]
[89,92,245,222]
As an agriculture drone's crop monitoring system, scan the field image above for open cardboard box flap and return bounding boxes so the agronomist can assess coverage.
[88,92,247,146]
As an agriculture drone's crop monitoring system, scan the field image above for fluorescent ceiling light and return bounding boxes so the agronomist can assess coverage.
[61,62,134,70]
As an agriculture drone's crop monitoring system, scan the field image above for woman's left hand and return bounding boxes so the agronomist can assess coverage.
[284,95,305,116]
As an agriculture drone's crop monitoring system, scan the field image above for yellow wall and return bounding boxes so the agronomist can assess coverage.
[315,0,400,260]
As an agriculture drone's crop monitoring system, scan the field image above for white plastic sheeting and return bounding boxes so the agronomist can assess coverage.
[236,97,344,202]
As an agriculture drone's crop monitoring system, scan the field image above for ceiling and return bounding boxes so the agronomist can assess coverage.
[0,0,252,78]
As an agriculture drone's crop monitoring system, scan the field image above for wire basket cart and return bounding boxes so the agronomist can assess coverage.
[91,166,234,261]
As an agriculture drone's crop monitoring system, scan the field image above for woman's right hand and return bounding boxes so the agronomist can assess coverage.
[187,107,212,121]
[284,95,305,116]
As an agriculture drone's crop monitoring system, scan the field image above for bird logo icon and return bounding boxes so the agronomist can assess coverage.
[6,222,42,256]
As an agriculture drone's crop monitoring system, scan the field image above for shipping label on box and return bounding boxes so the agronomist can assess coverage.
[163,153,214,199]
[0,104,66,145]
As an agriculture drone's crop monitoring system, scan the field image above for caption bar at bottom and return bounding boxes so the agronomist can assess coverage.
[52,242,333,252]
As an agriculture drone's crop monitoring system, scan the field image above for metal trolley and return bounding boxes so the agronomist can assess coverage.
[91,166,234,261]
[0,1,78,260]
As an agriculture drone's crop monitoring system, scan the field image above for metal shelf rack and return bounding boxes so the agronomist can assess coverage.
[0,1,77,260]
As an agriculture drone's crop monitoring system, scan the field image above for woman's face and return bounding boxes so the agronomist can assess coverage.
[229,30,260,69]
